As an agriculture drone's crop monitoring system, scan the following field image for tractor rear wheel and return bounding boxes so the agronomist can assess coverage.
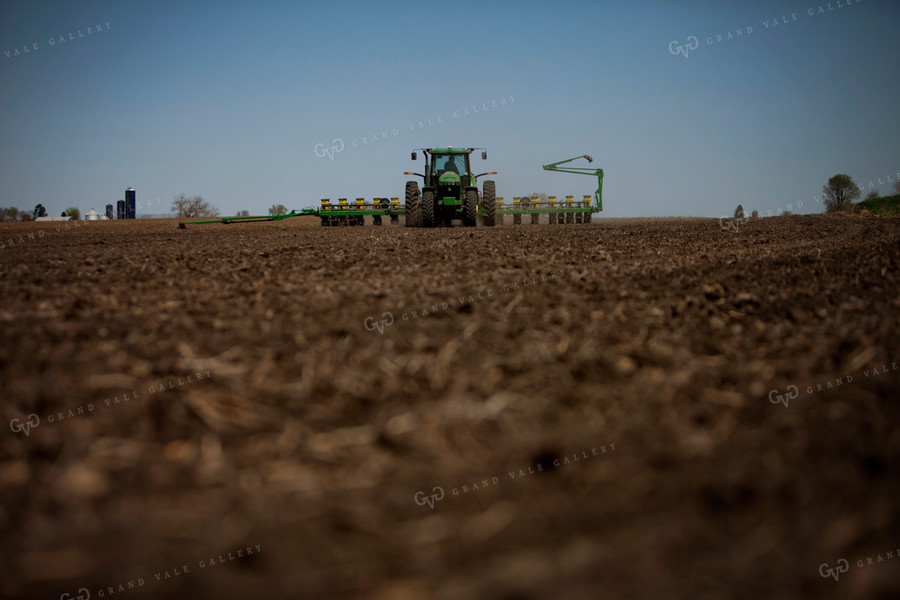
[482,181,496,226]
[422,189,436,227]
[464,188,478,227]
[405,181,420,227]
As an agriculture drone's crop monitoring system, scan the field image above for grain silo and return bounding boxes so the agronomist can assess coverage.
[125,188,136,219]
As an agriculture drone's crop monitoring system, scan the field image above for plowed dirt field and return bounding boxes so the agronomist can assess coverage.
[2,215,899,599]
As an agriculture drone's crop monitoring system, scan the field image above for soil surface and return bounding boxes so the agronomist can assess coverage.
[1,214,899,600]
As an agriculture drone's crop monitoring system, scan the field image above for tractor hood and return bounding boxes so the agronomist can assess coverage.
[438,171,461,185]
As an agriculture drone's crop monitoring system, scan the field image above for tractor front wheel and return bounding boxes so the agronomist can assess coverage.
[482,181,496,226]
[405,181,420,227]
[464,188,478,227]
[422,189,436,228]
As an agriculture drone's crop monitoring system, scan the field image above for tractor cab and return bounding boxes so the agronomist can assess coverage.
[433,153,466,178]
[423,150,472,188]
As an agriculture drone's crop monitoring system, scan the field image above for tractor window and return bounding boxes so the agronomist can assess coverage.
[434,155,463,176]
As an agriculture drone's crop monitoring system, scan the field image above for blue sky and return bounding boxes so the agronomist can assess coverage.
[1,0,898,218]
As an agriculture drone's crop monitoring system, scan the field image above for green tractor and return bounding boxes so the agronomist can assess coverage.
[403,147,497,227]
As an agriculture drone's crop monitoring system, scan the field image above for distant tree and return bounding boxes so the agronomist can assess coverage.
[33,203,47,218]
[751,209,759,218]
[5,207,20,222]
[865,190,880,202]
[170,195,186,217]
[237,210,251,217]
[64,207,81,220]
[269,204,288,216]
[19,212,32,222]
[171,194,220,218]
[734,204,745,219]
[823,174,860,213]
